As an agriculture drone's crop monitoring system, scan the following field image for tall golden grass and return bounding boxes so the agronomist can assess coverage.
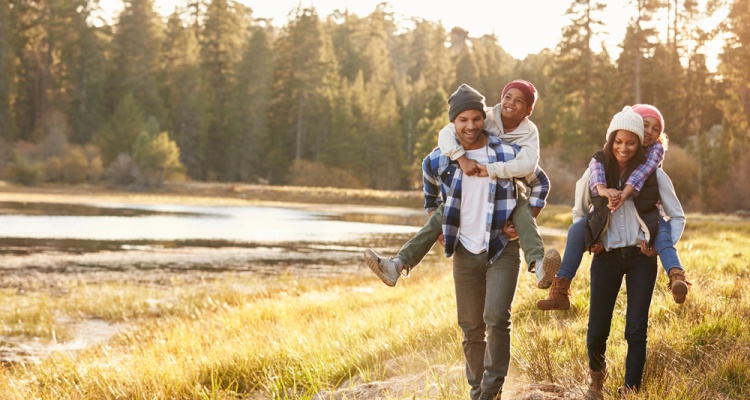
[0,214,748,399]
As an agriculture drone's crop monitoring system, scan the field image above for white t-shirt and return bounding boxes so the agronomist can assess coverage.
[459,147,490,254]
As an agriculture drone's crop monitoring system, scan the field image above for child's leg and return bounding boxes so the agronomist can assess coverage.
[556,217,587,280]
[536,217,587,311]
[511,196,561,289]
[653,219,682,273]
[364,204,443,286]
[396,203,443,270]
[509,195,544,269]
[654,218,690,303]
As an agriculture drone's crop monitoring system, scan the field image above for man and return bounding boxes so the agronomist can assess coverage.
[421,84,550,400]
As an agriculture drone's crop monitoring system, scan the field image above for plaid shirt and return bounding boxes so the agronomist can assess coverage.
[422,135,550,264]
[590,141,665,196]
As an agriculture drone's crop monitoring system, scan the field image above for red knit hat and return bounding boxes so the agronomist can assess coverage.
[502,79,538,116]
[631,104,664,134]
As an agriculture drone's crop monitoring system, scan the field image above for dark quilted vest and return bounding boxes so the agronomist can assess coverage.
[584,152,660,249]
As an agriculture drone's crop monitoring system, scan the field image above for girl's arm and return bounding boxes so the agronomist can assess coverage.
[588,157,619,205]
[623,142,665,199]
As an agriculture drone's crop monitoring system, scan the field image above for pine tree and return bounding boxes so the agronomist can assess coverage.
[96,93,144,164]
[111,0,166,124]
[549,0,610,160]
[0,0,14,140]
[266,6,337,183]
[199,0,247,180]
[162,9,208,180]
[227,25,272,182]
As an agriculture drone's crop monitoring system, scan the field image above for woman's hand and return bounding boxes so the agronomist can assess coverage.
[589,241,606,255]
[640,240,657,257]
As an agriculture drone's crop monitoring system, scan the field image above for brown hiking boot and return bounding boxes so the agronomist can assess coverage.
[668,268,691,304]
[536,277,571,311]
[584,369,607,400]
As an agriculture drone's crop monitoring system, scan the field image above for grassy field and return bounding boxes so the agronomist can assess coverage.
[0,184,748,399]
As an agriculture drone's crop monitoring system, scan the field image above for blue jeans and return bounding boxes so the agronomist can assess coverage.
[653,219,682,272]
[453,240,521,400]
[556,217,683,280]
[587,247,657,390]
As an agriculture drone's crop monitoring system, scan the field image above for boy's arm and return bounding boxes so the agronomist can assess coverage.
[485,123,540,179]
[486,144,539,179]
[624,142,665,198]
[422,154,441,213]
[520,166,550,212]
[437,123,465,161]
[437,123,481,175]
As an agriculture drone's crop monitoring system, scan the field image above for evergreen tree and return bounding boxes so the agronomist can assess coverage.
[266,6,337,183]
[472,34,516,105]
[96,93,144,164]
[227,25,272,182]
[0,0,13,140]
[162,9,208,180]
[65,1,108,144]
[549,0,610,160]
[111,0,166,124]
[200,0,247,180]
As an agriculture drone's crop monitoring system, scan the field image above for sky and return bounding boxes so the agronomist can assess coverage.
[98,0,725,70]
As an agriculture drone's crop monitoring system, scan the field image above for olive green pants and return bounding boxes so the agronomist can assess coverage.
[397,196,544,271]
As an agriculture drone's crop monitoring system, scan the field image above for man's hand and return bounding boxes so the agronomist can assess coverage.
[502,221,519,239]
[457,155,481,176]
[437,233,445,247]
[589,241,606,255]
[640,240,657,257]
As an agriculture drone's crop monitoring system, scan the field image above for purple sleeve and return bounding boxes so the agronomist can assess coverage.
[626,142,665,194]
[588,157,606,197]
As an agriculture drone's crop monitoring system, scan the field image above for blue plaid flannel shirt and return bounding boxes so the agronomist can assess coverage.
[422,135,550,264]
[589,141,665,196]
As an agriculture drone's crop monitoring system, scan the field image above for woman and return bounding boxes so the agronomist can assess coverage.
[573,106,686,398]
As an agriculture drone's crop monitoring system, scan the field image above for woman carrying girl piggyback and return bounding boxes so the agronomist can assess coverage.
[537,104,692,311]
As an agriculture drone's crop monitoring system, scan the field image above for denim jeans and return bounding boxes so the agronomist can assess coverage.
[557,217,682,280]
[453,240,521,400]
[556,217,587,280]
[587,246,657,391]
[398,197,543,271]
[654,219,683,273]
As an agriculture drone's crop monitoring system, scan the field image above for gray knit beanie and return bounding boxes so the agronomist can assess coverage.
[606,106,644,143]
[448,84,487,122]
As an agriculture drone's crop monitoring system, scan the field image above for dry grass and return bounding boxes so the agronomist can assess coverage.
[0,183,748,399]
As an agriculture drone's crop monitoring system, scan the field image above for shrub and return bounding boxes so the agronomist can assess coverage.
[286,159,365,189]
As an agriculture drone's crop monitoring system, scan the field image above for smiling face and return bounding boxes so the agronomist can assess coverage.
[454,109,486,150]
[500,88,528,128]
[642,116,661,147]
[612,130,641,165]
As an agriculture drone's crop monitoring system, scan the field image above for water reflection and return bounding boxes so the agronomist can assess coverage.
[0,201,421,250]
